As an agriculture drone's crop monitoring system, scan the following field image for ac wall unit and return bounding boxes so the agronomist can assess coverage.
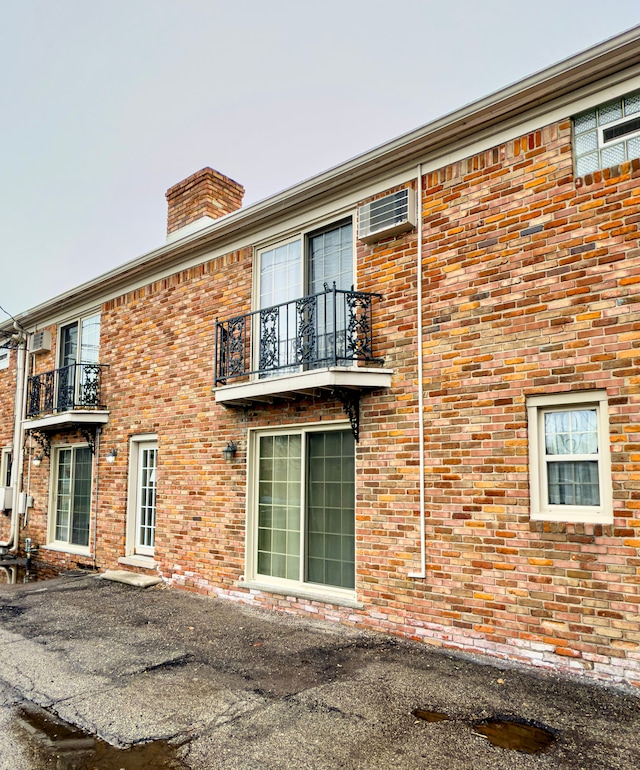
[1,487,12,511]
[30,330,51,354]
[358,188,416,244]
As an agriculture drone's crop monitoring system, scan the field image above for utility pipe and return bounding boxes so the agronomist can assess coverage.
[0,327,27,552]
[409,164,426,579]
[92,425,101,565]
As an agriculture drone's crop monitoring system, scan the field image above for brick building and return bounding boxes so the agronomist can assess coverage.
[2,28,640,685]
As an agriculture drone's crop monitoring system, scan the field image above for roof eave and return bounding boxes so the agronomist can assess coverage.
[9,25,640,329]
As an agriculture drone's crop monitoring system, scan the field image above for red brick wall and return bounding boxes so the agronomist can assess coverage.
[342,119,640,683]
[12,114,640,685]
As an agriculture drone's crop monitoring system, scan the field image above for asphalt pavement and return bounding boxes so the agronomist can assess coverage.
[1,572,639,769]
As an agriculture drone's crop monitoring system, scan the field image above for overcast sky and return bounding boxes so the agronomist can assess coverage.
[1,1,639,319]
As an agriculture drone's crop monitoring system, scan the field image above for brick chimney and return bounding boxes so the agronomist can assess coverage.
[165,167,244,238]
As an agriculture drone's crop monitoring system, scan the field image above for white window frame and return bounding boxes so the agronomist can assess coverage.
[1,447,12,488]
[254,216,356,300]
[46,443,93,554]
[246,421,356,601]
[57,312,101,368]
[573,90,640,176]
[252,217,356,377]
[0,344,9,370]
[527,391,612,523]
[1,448,12,511]
[125,434,158,562]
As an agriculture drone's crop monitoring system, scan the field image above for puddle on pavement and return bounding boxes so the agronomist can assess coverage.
[412,708,450,722]
[412,707,555,754]
[0,560,91,585]
[473,718,556,753]
[15,705,187,769]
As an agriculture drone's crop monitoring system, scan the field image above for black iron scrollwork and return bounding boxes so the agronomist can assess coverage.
[28,430,51,458]
[296,295,317,363]
[334,388,360,442]
[259,307,280,371]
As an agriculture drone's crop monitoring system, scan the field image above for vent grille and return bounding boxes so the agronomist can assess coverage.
[30,330,51,354]
[358,188,416,243]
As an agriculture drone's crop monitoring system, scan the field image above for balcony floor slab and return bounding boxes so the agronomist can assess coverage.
[23,411,110,431]
[214,366,393,407]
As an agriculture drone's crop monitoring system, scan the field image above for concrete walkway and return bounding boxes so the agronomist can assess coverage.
[1,573,639,769]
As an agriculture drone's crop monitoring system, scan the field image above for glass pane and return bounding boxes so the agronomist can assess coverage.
[60,323,78,367]
[574,111,596,133]
[307,222,353,367]
[305,431,355,589]
[548,461,600,506]
[55,449,72,541]
[80,315,100,363]
[576,152,600,176]
[308,221,353,293]
[625,92,640,115]
[544,409,597,456]
[259,241,302,377]
[575,131,598,155]
[599,100,623,124]
[256,434,301,580]
[71,447,92,546]
[627,136,640,162]
[137,446,157,550]
[601,143,625,168]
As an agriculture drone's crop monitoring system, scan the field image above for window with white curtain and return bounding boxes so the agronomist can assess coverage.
[527,391,612,523]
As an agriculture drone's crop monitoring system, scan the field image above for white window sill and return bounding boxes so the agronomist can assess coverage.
[531,510,612,525]
[118,555,158,570]
[44,543,92,557]
[241,580,363,609]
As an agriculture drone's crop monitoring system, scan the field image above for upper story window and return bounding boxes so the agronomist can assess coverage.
[214,213,389,399]
[26,313,106,420]
[59,314,100,369]
[574,90,640,177]
[0,344,9,370]
[527,391,612,523]
[258,219,353,309]
[256,219,354,374]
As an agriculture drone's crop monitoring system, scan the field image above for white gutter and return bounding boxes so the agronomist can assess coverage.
[409,166,426,579]
[92,426,101,565]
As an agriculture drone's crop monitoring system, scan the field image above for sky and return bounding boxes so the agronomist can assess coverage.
[1,0,640,319]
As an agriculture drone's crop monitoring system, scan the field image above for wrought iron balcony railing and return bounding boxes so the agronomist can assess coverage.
[215,285,383,386]
[26,363,107,418]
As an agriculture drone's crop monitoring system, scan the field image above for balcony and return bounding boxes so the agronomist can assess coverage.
[214,286,392,408]
[24,363,109,431]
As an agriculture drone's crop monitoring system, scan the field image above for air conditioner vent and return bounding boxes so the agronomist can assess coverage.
[358,188,416,244]
[30,330,51,354]
[1,487,12,511]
